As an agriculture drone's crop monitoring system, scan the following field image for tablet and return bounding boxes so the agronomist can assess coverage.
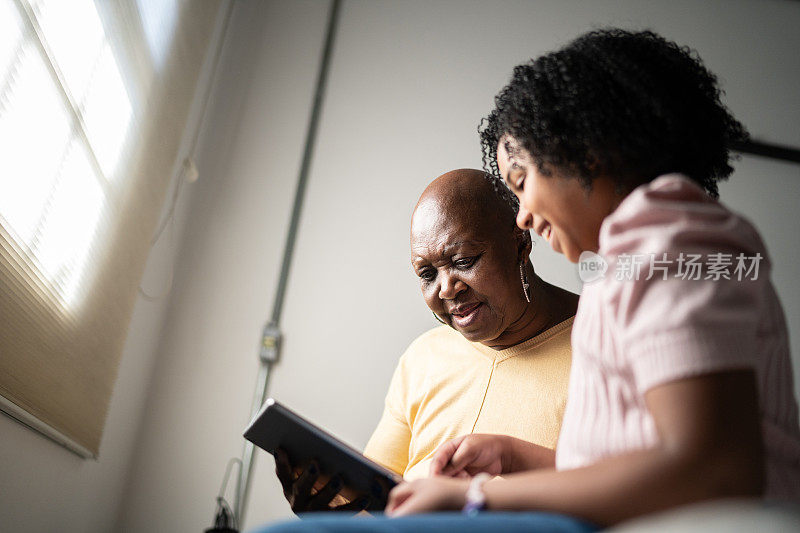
[243,398,402,510]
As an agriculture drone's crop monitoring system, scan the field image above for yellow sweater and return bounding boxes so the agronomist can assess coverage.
[364,318,573,480]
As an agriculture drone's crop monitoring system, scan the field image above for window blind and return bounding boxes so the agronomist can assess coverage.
[0,0,222,458]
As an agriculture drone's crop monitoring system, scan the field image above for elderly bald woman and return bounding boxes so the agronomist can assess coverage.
[272,169,578,513]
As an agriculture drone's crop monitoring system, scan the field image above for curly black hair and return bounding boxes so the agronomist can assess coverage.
[479,28,748,198]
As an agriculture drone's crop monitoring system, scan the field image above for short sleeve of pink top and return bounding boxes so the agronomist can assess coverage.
[555,174,800,501]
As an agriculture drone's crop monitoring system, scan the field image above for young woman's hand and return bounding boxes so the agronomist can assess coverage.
[385,477,469,517]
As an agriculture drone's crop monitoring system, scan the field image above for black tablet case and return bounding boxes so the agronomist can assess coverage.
[243,399,402,510]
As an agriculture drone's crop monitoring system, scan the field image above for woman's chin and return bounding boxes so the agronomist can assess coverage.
[457,328,484,342]
[546,232,564,255]
[453,321,493,343]
[564,248,581,263]
[454,321,482,337]
[455,321,503,344]
[549,234,581,263]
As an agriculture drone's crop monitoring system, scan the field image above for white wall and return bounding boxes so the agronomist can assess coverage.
[115,1,800,531]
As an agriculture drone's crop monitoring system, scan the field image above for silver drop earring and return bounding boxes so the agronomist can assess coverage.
[520,263,531,303]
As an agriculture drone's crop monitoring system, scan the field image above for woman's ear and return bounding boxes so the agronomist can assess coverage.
[515,226,533,263]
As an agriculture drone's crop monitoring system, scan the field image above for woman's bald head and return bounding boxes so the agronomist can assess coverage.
[410,169,533,346]
[411,168,520,243]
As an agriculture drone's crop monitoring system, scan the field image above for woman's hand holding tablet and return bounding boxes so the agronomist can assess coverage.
[243,399,401,513]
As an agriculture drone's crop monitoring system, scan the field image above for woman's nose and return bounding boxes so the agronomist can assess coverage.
[516,205,534,230]
[438,273,465,300]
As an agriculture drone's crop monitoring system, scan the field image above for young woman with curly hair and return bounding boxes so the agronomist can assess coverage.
[255,29,800,533]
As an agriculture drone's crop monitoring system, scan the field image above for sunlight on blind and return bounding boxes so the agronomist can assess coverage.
[136,0,180,71]
[35,0,134,178]
[0,0,222,458]
[0,0,132,308]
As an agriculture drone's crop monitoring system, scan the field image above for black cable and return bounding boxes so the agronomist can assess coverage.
[206,458,241,532]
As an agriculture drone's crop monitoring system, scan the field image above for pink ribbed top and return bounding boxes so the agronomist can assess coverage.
[555,174,800,501]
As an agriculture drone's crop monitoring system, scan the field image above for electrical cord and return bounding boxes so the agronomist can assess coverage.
[206,457,241,533]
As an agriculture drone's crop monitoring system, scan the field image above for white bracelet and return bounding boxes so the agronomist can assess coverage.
[462,472,492,516]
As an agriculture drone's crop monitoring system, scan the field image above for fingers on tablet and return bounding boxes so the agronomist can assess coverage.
[309,475,344,509]
[292,460,320,510]
[332,495,372,512]
[274,448,294,496]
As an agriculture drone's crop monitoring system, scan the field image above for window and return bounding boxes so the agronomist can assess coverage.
[1,0,132,308]
[0,0,222,458]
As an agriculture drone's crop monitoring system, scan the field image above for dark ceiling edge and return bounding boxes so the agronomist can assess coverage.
[732,139,800,164]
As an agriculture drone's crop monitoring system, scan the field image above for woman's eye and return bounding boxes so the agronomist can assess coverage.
[419,269,435,282]
[454,257,476,269]
[507,167,525,192]
[510,171,525,192]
